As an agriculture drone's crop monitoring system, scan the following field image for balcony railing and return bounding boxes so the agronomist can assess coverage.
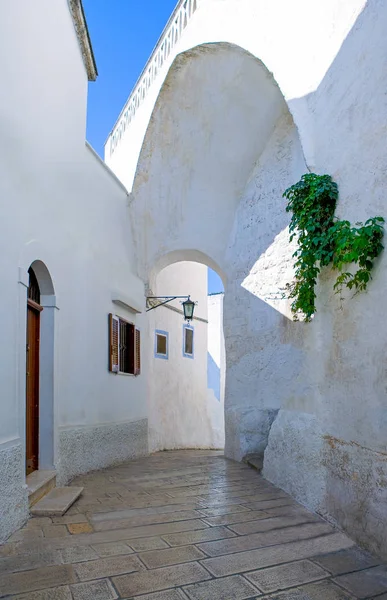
[108,0,200,156]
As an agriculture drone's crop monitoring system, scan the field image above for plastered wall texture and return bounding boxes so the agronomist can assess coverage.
[107,0,387,559]
[57,419,148,485]
[0,444,28,542]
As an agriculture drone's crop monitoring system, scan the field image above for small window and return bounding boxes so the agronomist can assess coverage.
[183,325,194,358]
[109,314,140,375]
[155,330,168,359]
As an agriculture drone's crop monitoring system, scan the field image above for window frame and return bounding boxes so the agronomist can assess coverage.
[182,324,194,359]
[109,314,139,376]
[154,329,169,360]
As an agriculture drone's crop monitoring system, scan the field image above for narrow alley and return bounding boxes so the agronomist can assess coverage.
[1,451,386,599]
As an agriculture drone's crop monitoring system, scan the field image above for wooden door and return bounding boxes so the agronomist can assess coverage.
[26,301,42,475]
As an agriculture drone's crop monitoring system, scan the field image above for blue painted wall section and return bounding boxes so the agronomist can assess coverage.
[207,351,221,401]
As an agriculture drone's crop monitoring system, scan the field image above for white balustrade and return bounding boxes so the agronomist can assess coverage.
[108,0,200,156]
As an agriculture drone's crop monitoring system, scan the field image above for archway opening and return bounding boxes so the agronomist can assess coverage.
[25,260,56,476]
[147,255,226,452]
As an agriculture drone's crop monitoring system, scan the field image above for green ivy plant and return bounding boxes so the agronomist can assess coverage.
[283,173,384,321]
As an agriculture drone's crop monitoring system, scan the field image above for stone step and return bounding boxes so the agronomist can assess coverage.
[27,470,57,507]
[242,453,264,472]
[30,487,84,516]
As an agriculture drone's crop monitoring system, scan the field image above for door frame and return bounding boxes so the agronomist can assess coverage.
[18,261,57,479]
[26,298,43,474]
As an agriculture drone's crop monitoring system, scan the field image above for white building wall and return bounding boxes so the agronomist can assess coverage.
[0,0,148,542]
[148,262,220,451]
[105,0,387,560]
[207,293,225,448]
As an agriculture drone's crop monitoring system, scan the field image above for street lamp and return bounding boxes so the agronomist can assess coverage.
[182,296,195,322]
[146,295,197,321]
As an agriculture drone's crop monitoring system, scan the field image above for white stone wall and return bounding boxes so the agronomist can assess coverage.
[207,293,225,448]
[106,0,387,559]
[148,262,221,451]
[0,0,148,541]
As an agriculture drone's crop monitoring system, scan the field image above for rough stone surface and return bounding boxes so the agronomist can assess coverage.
[32,488,84,517]
[0,443,28,543]
[70,578,118,600]
[2,451,386,600]
[183,574,259,600]
[245,560,329,593]
[57,419,148,484]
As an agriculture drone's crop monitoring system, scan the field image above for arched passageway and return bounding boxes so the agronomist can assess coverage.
[147,254,226,452]
[131,42,307,461]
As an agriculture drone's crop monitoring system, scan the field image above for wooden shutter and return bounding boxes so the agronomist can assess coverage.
[135,329,141,375]
[109,314,119,373]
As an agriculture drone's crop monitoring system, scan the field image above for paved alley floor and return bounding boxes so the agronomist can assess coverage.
[1,451,387,599]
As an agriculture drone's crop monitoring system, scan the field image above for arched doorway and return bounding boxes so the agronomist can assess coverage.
[25,261,56,475]
[26,267,42,474]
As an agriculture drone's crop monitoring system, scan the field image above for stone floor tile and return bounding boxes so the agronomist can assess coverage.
[67,523,94,534]
[52,514,89,525]
[245,559,329,593]
[74,554,145,581]
[25,517,53,528]
[198,522,333,557]
[2,585,73,599]
[262,580,355,599]
[162,525,236,547]
[334,565,387,598]
[197,504,251,517]
[0,549,62,574]
[91,541,134,557]
[93,510,201,531]
[70,578,118,600]
[0,564,77,596]
[201,533,354,577]
[90,504,200,522]
[229,514,318,536]
[128,589,188,600]
[201,510,272,527]
[242,499,296,511]
[8,528,44,542]
[183,574,260,600]
[312,547,381,575]
[59,545,99,563]
[128,537,170,552]
[43,525,69,538]
[139,545,207,569]
[113,561,212,597]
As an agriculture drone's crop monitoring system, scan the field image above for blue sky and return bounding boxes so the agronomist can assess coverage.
[82,0,223,294]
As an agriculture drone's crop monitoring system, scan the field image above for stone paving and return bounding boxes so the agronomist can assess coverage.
[1,450,387,599]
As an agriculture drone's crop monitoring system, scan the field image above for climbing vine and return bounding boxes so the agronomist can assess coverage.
[283,173,384,321]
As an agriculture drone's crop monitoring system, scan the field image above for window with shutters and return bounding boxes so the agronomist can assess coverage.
[109,314,140,375]
[183,324,194,358]
[155,330,168,360]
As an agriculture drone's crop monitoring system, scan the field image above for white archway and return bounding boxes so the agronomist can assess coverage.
[130,42,307,461]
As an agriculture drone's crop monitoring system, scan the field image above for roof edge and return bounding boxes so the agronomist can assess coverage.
[68,0,98,81]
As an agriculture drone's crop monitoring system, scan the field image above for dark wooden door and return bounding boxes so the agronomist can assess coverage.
[26,301,42,475]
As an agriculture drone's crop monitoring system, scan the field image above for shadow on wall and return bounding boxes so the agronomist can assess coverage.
[207,351,220,401]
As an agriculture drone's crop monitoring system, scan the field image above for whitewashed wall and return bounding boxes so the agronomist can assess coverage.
[148,262,222,451]
[0,0,148,542]
[207,293,225,448]
[106,0,387,560]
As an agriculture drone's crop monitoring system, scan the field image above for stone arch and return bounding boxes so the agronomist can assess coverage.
[131,41,307,461]
[29,260,55,296]
[148,249,227,294]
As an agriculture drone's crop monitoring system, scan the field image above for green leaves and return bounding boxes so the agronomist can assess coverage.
[283,174,384,321]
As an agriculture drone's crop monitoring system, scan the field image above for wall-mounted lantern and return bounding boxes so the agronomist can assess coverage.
[146,295,197,322]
